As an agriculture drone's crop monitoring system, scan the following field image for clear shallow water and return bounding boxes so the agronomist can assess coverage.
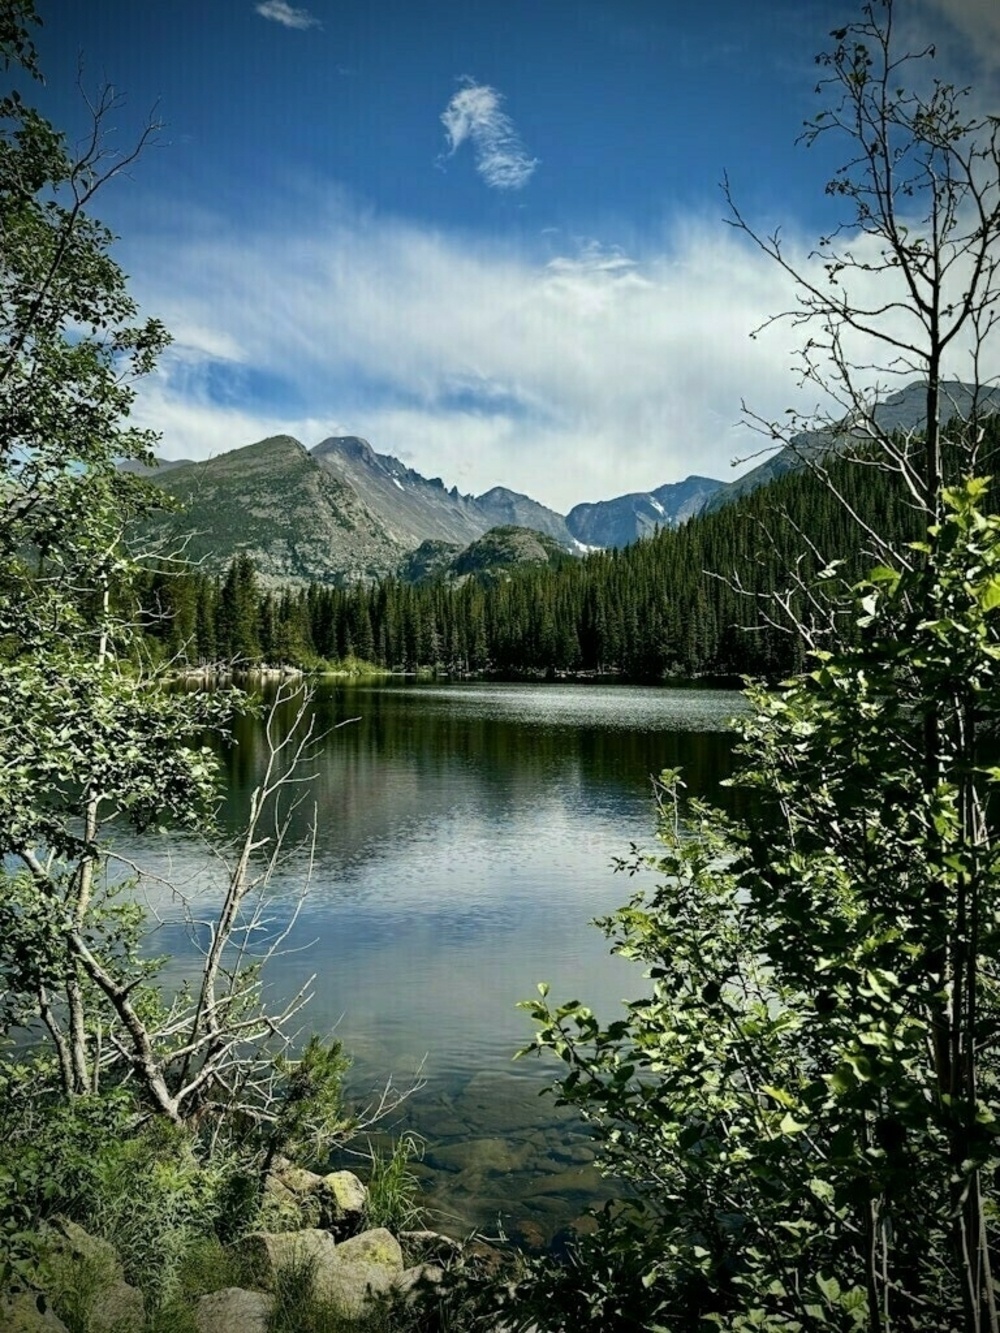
[132,680,745,1240]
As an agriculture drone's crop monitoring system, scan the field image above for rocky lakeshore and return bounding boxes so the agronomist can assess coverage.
[2,1159,493,1332]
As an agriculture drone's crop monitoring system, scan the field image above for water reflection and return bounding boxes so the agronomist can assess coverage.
[140,681,744,1237]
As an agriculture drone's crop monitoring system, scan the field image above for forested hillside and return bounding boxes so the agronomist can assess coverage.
[140,421,998,679]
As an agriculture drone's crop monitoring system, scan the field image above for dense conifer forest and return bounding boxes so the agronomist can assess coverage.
[140,418,999,680]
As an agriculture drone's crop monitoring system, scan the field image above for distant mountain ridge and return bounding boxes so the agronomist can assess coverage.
[134,378,998,586]
[136,430,725,585]
[566,476,723,548]
[705,380,1000,512]
[311,435,579,549]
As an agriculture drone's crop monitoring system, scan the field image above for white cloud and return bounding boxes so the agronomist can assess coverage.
[920,0,1000,69]
[122,191,996,515]
[254,1,320,31]
[440,79,538,191]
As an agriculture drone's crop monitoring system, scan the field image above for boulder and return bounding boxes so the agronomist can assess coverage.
[194,1287,273,1333]
[86,1282,145,1333]
[313,1227,404,1317]
[239,1228,338,1291]
[275,1165,324,1195]
[318,1169,367,1233]
[262,1179,322,1230]
[50,1218,123,1280]
[46,1220,144,1333]
[0,1292,70,1332]
[238,1225,404,1319]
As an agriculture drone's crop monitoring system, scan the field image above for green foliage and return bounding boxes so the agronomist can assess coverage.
[0,1069,255,1312]
[518,483,1000,1329]
[81,1121,250,1309]
[264,1036,355,1171]
[0,10,330,1296]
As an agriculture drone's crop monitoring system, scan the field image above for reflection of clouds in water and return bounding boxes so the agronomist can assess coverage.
[122,683,733,1099]
[124,683,739,1237]
[131,774,646,921]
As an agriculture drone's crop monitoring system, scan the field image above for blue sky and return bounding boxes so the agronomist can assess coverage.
[31,0,1000,511]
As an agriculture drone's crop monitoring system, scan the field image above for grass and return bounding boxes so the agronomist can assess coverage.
[363,1134,425,1234]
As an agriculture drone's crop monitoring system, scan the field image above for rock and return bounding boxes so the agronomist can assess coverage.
[87,1282,145,1333]
[508,1218,547,1253]
[398,1228,462,1263]
[462,1238,507,1278]
[318,1169,367,1234]
[194,1287,273,1333]
[392,1262,444,1306]
[264,1173,295,1200]
[276,1165,324,1195]
[520,1163,606,1200]
[548,1140,597,1166]
[427,1137,532,1177]
[452,1073,561,1135]
[45,1220,144,1333]
[262,1171,322,1230]
[314,1227,404,1318]
[238,1228,338,1291]
[0,1292,69,1332]
[238,1225,404,1319]
[50,1218,124,1281]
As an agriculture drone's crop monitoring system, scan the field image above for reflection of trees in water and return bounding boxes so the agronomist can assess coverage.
[212,686,743,866]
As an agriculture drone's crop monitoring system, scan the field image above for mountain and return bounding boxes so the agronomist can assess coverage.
[475,486,577,544]
[139,435,404,584]
[399,525,574,586]
[705,380,1000,513]
[566,476,724,548]
[311,435,576,549]
[396,539,463,584]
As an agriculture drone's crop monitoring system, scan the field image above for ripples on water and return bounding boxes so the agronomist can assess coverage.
[133,681,745,1238]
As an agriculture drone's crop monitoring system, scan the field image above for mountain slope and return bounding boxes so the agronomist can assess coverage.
[475,486,575,544]
[399,526,573,585]
[566,475,723,547]
[705,380,1000,513]
[312,436,576,548]
[140,435,404,584]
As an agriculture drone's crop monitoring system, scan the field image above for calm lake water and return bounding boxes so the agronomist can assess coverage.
[135,680,744,1242]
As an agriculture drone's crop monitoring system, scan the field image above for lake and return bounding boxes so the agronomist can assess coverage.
[136,680,744,1243]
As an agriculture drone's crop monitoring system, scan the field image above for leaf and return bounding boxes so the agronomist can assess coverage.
[815,1273,842,1306]
[779,1111,810,1135]
[867,565,900,584]
[762,1084,798,1109]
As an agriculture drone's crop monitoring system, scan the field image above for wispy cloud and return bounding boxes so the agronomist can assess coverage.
[254,1,320,31]
[921,0,1000,68]
[121,186,996,513]
[440,79,538,190]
